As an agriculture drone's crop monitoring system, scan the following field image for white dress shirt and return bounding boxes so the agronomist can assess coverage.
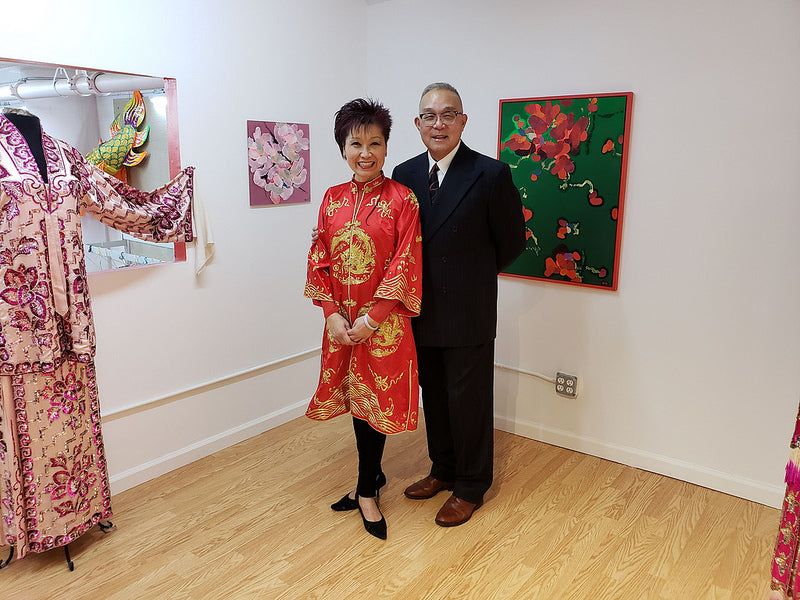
[427,141,461,186]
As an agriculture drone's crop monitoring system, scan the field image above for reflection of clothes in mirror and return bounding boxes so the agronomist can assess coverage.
[305,175,422,435]
[0,113,193,560]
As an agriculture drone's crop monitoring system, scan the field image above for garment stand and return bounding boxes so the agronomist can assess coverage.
[60,520,115,571]
[0,520,115,572]
[98,520,114,533]
[63,545,74,571]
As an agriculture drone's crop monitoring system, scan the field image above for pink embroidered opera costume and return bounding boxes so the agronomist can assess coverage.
[305,175,422,434]
[771,404,800,598]
[0,112,193,562]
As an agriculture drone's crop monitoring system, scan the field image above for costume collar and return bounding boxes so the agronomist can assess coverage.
[349,171,385,195]
[0,113,50,181]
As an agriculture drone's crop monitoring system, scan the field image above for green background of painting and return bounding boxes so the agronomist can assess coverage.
[498,95,629,288]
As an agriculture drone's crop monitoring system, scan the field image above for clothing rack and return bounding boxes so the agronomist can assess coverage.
[84,241,161,268]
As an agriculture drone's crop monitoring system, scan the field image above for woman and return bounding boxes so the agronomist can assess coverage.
[305,99,422,540]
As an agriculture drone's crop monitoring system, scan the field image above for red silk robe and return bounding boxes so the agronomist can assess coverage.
[0,114,193,560]
[305,175,422,435]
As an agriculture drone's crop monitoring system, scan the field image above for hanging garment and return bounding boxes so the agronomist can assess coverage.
[771,404,800,597]
[305,174,422,435]
[0,114,193,560]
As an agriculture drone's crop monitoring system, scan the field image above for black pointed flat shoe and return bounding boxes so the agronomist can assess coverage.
[357,496,387,540]
[330,472,387,511]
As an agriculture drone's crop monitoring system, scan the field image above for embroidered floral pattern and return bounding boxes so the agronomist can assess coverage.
[3,362,112,558]
[45,444,97,517]
[154,200,183,239]
[45,369,86,423]
[0,266,49,320]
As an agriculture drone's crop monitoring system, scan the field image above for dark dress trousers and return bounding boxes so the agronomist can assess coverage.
[392,143,526,503]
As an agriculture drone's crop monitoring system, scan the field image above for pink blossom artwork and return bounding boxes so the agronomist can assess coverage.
[247,120,310,206]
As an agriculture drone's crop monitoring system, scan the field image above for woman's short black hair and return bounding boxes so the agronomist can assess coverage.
[334,98,392,153]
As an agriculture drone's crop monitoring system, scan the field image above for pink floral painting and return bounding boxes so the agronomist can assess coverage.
[247,120,310,206]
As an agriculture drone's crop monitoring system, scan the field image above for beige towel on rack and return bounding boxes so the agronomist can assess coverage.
[193,192,215,275]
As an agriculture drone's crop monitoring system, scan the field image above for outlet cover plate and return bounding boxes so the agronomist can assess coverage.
[555,372,578,398]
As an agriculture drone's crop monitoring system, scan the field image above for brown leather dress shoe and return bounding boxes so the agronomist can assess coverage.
[435,494,482,527]
[403,476,454,500]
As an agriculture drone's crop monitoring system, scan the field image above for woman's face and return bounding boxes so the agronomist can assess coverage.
[343,123,386,182]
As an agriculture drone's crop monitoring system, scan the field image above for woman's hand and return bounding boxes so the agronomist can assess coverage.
[326,313,355,345]
[311,226,319,244]
[348,314,378,344]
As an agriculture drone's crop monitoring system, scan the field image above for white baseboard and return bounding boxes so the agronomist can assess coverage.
[109,400,308,495]
[108,401,785,508]
[494,414,785,509]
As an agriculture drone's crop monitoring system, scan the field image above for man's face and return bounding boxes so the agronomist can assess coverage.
[415,89,467,161]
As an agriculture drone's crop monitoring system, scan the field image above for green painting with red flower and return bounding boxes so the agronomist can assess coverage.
[498,92,632,290]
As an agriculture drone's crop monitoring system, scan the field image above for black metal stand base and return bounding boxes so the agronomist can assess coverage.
[0,546,13,569]
[63,545,74,571]
[1,519,115,572]
[98,520,114,533]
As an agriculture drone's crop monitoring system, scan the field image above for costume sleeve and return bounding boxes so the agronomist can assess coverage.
[70,146,193,243]
[304,188,336,309]
[373,188,422,317]
[367,299,398,324]
[490,162,526,272]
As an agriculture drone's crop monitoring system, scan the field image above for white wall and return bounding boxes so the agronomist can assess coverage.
[1,0,796,507]
[366,0,800,506]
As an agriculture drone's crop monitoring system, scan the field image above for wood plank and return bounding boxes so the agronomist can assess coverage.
[0,416,778,599]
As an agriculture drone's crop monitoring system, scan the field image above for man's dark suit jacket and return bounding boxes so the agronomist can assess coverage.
[392,143,526,348]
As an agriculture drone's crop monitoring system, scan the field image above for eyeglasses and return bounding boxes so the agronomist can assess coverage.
[418,111,462,126]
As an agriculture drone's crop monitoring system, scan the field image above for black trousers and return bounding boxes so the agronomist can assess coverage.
[416,341,495,505]
[352,417,386,498]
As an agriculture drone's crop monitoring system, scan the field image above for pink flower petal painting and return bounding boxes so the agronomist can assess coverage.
[247,120,310,206]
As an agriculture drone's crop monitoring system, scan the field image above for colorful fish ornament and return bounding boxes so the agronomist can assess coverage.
[86,90,150,177]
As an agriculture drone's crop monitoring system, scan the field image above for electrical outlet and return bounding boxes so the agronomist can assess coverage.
[555,372,578,398]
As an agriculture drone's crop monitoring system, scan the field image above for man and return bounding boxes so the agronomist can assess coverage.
[392,82,526,527]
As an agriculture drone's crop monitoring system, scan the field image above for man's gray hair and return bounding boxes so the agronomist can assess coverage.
[420,82,462,103]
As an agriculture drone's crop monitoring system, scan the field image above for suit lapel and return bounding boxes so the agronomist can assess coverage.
[423,143,480,242]
[408,152,432,207]
[404,152,435,233]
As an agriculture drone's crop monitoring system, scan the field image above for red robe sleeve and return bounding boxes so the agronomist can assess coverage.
[304,188,336,308]
[372,186,422,318]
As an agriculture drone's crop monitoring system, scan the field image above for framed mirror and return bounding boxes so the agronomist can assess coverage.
[0,58,185,272]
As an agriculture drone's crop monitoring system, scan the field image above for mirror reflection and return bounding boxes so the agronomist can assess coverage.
[0,59,180,271]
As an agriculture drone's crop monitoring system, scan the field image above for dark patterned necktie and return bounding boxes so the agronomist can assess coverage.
[429,163,440,202]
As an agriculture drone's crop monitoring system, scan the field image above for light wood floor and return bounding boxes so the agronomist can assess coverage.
[1,415,780,599]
